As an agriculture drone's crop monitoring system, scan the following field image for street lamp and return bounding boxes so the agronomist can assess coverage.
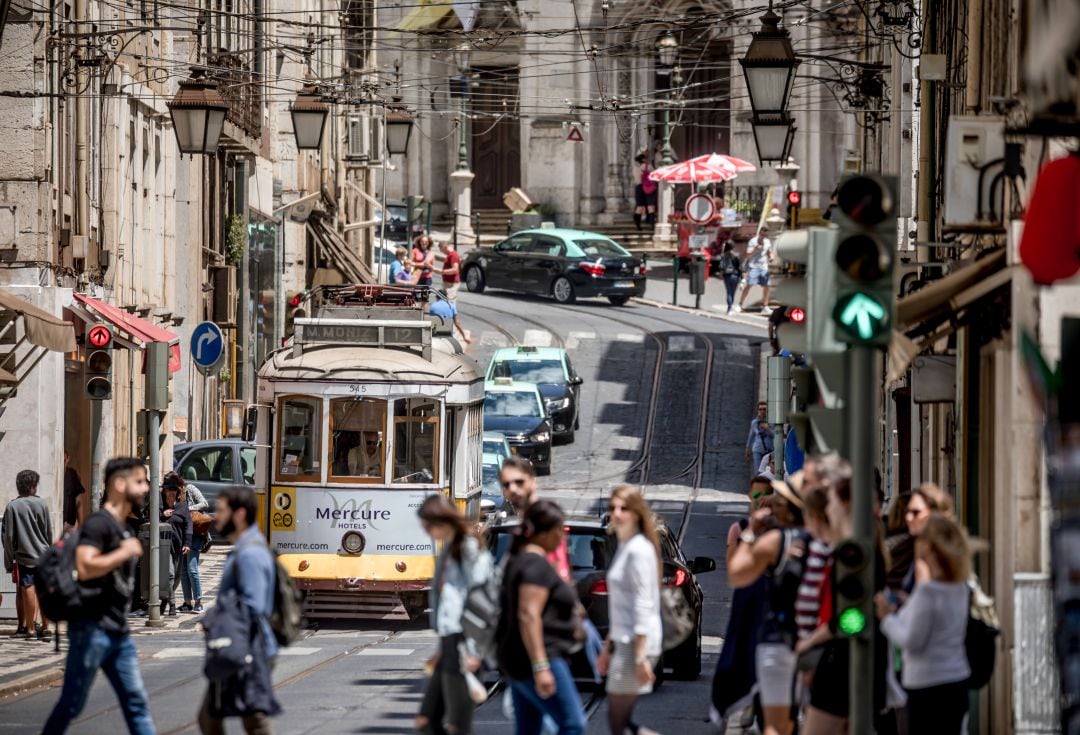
[656,32,679,167]
[452,43,472,171]
[385,105,414,156]
[739,8,799,115]
[289,83,329,150]
[751,114,796,164]
[167,68,228,155]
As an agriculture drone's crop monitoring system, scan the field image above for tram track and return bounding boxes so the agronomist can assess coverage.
[462,297,567,349]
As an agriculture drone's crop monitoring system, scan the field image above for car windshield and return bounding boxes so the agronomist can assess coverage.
[484,391,542,418]
[573,239,630,258]
[489,527,618,573]
[483,439,507,455]
[482,463,501,491]
[490,359,565,384]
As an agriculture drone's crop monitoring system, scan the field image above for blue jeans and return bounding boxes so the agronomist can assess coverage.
[180,535,204,601]
[44,620,155,735]
[723,274,740,309]
[508,658,586,735]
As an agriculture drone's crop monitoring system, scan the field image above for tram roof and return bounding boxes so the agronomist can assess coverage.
[259,339,482,384]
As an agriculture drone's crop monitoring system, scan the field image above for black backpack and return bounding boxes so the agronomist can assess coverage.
[34,533,101,621]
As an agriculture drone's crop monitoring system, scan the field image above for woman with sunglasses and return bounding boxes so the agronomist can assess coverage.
[899,483,954,594]
[597,485,662,735]
[416,494,493,735]
[498,500,586,735]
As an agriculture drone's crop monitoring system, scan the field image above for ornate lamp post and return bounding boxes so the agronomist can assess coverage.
[740,8,800,165]
[167,68,228,155]
[449,43,475,241]
[385,106,415,156]
[289,83,329,150]
[656,32,679,166]
[750,115,796,164]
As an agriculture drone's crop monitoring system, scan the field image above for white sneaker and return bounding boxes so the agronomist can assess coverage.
[732,304,743,313]
[761,306,773,315]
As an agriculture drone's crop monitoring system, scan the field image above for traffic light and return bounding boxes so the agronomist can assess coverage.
[788,360,847,456]
[84,324,114,400]
[773,227,846,356]
[772,230,809,354]
[787,189,801,229]
[284,290,309,342]
[831,175,897,345]
[833,537,872,639]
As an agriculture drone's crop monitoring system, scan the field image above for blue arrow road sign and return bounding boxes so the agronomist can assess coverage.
[190,321,225,371]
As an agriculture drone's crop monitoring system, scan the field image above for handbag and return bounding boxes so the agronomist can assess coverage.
[191,511,214,536]
[660,587,695,651]
[965,577,1000,689]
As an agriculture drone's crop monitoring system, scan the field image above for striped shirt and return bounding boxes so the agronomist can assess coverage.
[795,539,831,639]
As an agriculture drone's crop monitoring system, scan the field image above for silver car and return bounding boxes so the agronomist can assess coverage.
[172,439,257,507]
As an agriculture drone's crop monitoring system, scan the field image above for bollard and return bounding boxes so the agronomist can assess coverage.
[689,256,707,310]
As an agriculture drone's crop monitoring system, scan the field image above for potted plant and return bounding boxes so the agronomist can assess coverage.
[510,209,542,231]
[225,215,246,265]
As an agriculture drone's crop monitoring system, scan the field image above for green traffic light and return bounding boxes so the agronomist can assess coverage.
[838,606,867,637]
[833,292,888,341]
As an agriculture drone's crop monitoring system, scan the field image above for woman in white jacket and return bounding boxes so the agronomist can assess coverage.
[597,485,662,735]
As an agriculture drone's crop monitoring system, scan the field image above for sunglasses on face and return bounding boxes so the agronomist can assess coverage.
[751,489,774,500]
[501,478,527,489]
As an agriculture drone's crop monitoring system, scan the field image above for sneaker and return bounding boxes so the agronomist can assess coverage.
[10,625,28,638]
[193,603,205,614]
[761,306,773,315]
[732,304,743,313]
[167,604,178,617]
[179,603,194,613]
[37,626,53,642]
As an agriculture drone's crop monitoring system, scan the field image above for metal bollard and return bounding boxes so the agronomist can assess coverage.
[672,256,679,306]
[689,256,707,309]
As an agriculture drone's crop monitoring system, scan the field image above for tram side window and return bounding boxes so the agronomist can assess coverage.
[392,398,440,484]
[330,398,387,481]
[278,396,321,479]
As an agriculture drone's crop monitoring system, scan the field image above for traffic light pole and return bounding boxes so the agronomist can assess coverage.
[146,407,164,627]
[89,400,105,511]
[847,343,877,733]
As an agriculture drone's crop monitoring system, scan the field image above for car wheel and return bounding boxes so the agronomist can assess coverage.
[574,417,580,430]
[465,265,486,293]
[607,295,631,306]
[537,461,552,476]
[551,276,576,304]
[670,619,702,681]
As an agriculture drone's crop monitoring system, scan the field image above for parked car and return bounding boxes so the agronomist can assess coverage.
[482,431,512,464]
[462,228,647,305]
[486,346,582,443]
[482,379,553,475]
[172,439,256,507]
[487,516,715,680]
[480,452,512,522]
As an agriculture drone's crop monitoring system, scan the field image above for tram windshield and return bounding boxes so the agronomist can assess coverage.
[278,396,321,479]
[392,397,440,484]
[489,359,565,384]
[330,398,386,481]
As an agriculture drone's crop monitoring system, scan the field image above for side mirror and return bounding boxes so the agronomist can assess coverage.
[571,376,584,386]
[243,406,258,443]
[691,556,716,574]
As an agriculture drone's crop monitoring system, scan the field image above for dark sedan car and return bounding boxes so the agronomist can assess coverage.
[462,228,647,305]
[488,517,715,680]
[485,346,583,444]
[482,380,553,475]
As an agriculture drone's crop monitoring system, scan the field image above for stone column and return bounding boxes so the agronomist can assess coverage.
[653,182,676,246]
[450,169,475,240]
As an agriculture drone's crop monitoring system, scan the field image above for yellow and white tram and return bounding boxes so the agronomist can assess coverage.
[249,285,484,619]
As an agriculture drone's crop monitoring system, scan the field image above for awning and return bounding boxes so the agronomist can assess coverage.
[395,0,456,31]
[72,294,182,373]
[0,288,77,353]
[896,249,1007,331]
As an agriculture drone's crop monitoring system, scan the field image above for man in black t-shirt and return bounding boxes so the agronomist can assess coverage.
[44,457,157,735]
[62,451,86,531]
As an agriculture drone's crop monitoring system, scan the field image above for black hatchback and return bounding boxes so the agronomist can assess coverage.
[488,516,715,681]
[462,228,647,305]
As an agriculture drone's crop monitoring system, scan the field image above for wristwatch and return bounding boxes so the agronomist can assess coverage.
[740,529,757,545]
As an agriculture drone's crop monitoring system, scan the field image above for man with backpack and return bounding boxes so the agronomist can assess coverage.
[43,457,155,735]
[199,485,281,735]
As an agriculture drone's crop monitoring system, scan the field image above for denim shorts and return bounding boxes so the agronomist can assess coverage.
[748,267,769,286]
[16,563,35,588]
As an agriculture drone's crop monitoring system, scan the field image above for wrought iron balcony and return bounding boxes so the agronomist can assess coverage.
[207,52,262,140]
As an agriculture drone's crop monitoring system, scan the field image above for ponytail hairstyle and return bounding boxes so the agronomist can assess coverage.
[610,484,662,580]
[417,494,473,562]
[509,500,564,555]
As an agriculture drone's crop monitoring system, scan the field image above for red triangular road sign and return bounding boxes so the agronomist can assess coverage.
[566,125,584,143]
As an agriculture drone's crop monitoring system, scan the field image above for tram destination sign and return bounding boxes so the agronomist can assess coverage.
[295,318,432,354]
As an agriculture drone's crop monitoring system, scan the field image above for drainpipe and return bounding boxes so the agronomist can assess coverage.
[964,0,983,112]
[915,0,936,262]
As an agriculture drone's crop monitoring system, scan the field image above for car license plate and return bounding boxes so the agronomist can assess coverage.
[615,281,634,288]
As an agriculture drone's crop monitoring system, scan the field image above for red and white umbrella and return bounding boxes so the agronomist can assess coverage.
[703,153,757,174]
[648,158,737,183]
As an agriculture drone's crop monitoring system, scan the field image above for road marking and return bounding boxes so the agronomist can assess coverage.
[356,647,415,656]
[667,335,696,352]
[479,331,509,346]
[703,635,725,650]
[614,333,644,343]
[152,648,204,659]
[279,647,322,656]
[565,331,596,349]
[522,329,552,347]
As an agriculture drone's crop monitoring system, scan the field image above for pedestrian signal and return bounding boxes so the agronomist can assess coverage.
[833,538,871,639]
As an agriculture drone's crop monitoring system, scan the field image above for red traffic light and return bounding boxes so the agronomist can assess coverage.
[787,190,801,205]
[837,175,892,225]
[789,307,806,324]
[288,292,303,308]
[87,325,112,349]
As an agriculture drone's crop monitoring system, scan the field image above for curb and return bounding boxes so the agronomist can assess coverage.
[0,666,65,701]
[630,297,770,330]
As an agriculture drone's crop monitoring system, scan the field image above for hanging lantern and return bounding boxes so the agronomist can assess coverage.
[167,68,228,155]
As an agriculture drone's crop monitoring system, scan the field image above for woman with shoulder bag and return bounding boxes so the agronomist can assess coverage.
[597,485,662,735]
[160,475,192,617]
[164,472,208,614]
[719,243,742,314]
[498,500,586,735]
[416,495,494,735]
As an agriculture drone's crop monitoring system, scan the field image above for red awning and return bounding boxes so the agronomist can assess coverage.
[73,294,182,373]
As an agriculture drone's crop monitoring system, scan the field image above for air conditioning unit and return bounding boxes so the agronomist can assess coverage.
[346,116,370,161]
[944,116,1006,228]
[211,266,237,327]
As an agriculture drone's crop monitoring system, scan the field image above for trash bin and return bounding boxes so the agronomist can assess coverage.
[139,523,175,604]
[689,255,707,295]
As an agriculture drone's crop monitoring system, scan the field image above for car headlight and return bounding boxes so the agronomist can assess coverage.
[546,398,570,411]
[529,431,551,444]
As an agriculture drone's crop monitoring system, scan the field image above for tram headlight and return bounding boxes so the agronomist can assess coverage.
[529,430,551,444]
[341,531,367,555]
[395,561,407,573]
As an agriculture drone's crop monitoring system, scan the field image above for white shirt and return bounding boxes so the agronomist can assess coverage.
[347,446,380,476]
[880,580,971,688]
[747,235,772,270]
[606,533,662,656]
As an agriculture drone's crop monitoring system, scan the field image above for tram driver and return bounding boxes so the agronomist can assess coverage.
[347,431,382,477]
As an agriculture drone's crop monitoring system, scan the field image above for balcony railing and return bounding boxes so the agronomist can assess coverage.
[207,53,262,140]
